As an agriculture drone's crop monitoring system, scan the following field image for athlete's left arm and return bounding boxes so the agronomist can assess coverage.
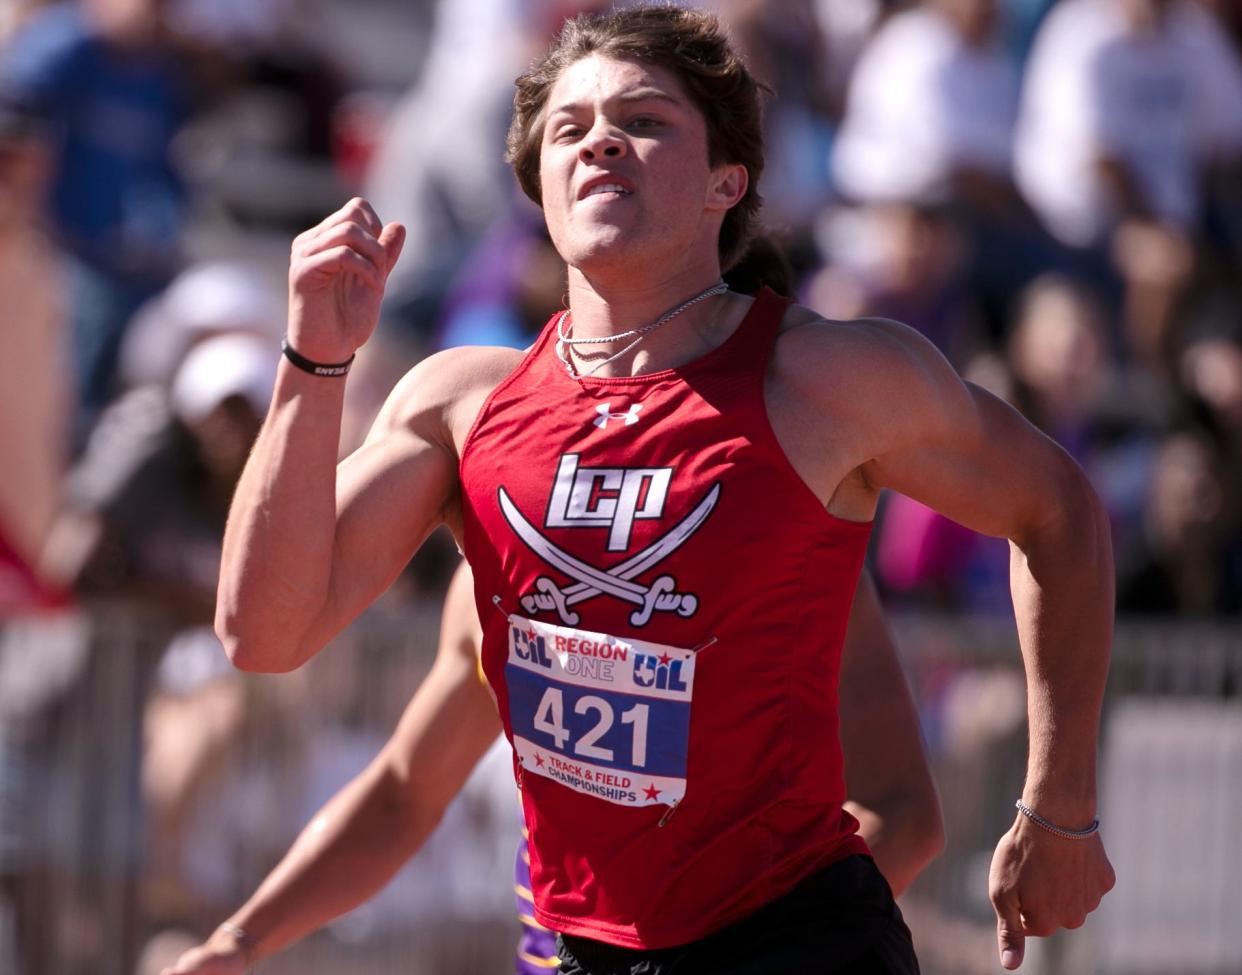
[802,319,1116,970]
[839,570,944,897]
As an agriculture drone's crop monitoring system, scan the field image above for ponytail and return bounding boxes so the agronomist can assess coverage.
[722,234,793,298]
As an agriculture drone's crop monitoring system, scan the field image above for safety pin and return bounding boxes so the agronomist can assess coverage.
[689,635,718,654]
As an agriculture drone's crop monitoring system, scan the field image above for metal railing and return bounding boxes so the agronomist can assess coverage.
[1,604,1239,975]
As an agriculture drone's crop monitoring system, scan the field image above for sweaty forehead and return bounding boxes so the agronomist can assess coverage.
[545,54,695,116]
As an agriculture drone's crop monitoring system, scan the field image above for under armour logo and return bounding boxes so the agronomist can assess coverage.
[593,403,642,429]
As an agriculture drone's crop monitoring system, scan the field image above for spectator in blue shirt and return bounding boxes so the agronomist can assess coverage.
[2,0,191,439]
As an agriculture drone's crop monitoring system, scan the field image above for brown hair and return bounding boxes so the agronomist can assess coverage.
[723,234,792,297]
[506,4,766,271]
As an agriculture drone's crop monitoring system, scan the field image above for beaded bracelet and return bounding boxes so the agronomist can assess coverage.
[1015,799,1100,839]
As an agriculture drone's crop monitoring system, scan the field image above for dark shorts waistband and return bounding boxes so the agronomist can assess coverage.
[555,855,920,975]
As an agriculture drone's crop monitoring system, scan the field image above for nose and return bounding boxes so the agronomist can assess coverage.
[578,122,626,163]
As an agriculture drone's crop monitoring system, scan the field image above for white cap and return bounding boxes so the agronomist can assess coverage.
[170,332,278,424]
[120,262,285,389]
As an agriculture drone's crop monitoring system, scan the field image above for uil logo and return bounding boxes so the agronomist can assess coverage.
[633,653,689,692]
[512,625,552,668]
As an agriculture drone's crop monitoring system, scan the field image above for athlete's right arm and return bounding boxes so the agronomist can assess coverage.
[215,199,448,672]
[163,563,501,975]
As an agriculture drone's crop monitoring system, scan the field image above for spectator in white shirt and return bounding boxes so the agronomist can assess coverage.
[1016,0,1242,247]
[831,0,1064,342]
[1014,0,1242,368]
[832,0,1021,210]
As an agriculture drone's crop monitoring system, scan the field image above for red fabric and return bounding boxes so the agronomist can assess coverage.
[460,288,871,949]
[0,524,70,616]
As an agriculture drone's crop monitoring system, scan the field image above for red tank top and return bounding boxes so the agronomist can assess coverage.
[459,288,872,949]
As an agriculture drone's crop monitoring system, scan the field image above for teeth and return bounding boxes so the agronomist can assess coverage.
[585,183,629,197]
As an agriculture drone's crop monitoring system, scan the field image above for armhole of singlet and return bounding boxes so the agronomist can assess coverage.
[458,317,562,475]
[745,291,876,531]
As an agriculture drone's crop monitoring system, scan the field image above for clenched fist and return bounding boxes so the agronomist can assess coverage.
[989,811,1116,969]
[287,197,406,364]
[159,927,248,975]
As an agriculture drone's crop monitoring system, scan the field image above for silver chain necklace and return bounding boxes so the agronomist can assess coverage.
[555,280,728,380]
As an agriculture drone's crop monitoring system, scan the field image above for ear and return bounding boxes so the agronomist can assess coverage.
[705,162,748,213]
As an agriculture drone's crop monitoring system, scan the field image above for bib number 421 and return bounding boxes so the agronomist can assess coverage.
[532,687,650,767]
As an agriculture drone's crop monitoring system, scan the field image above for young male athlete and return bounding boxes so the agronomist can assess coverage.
[213,7,1115,972]
[162,560,942,974]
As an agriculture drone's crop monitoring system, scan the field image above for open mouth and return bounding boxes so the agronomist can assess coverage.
[583,183,632,199]
[578,175,635,201]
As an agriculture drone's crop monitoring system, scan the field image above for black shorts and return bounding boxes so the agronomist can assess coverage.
[555,855,920,975]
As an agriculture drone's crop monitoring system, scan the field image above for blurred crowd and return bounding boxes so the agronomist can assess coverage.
[1,0,1241,971]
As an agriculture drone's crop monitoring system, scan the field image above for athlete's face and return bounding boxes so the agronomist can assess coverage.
[538,55,746,279]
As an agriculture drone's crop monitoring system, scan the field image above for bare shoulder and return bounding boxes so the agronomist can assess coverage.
[368,344,526,455]
[772,305,975,445]
[776,305,950,382]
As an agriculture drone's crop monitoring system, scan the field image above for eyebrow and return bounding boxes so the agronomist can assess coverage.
[547,88,684,118]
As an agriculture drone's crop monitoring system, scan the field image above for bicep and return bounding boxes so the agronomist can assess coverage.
[310,416,459,648]
[308,345,514,653]
[866,378,1076,545]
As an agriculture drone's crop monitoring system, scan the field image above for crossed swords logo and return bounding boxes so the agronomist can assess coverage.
[498,483,721,627]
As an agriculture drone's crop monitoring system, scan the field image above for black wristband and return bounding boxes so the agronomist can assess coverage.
[281,337,355,377]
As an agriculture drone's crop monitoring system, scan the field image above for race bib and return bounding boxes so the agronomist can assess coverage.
[505,614,695,808]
